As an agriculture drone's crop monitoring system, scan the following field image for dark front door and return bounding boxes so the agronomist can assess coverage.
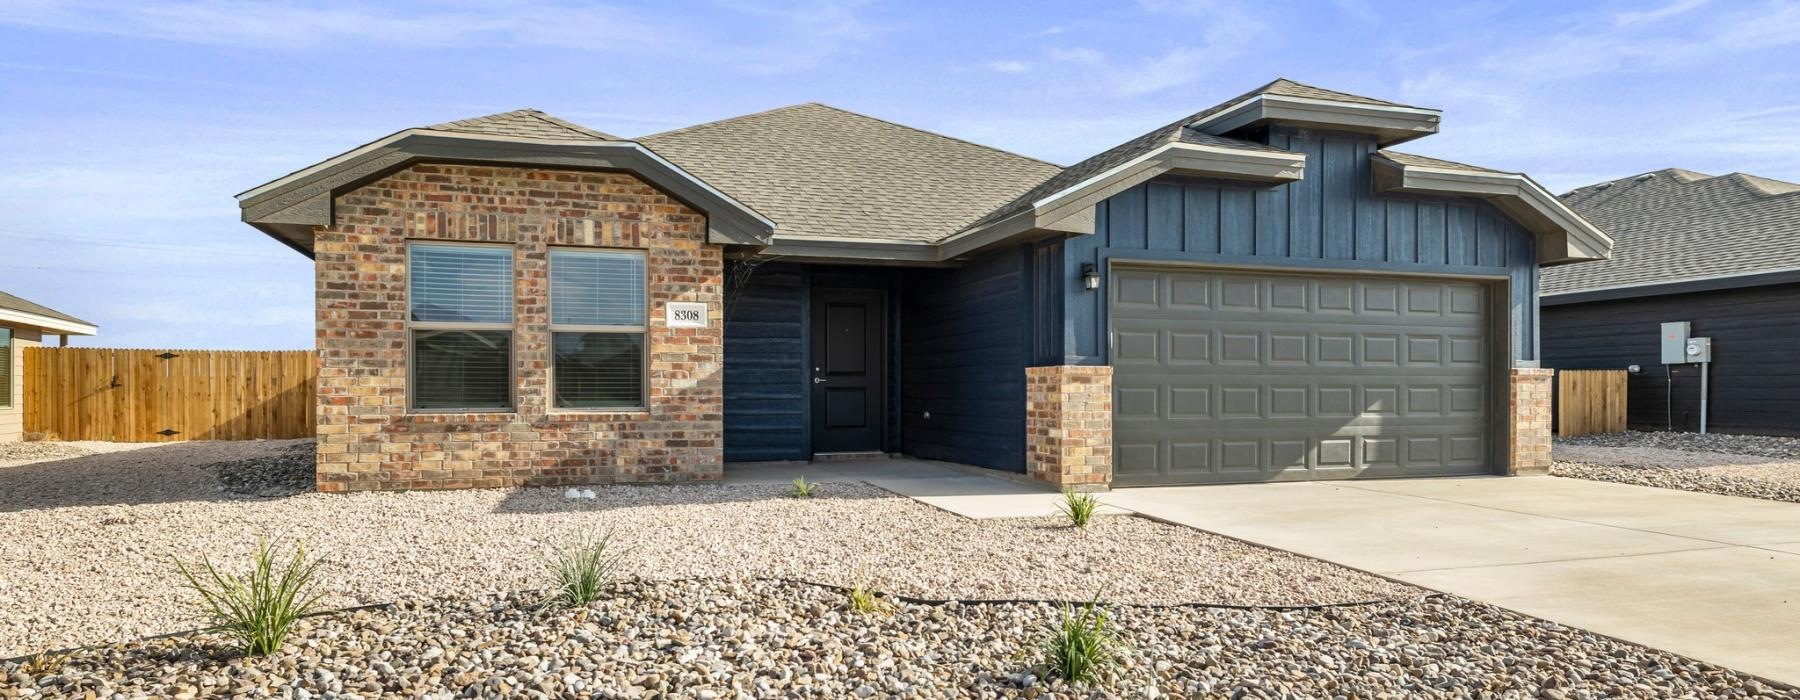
[810,289,885,454]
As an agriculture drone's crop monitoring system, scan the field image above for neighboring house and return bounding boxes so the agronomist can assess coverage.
[1542,170,1800,435]
[238,78,1610,492]
[0,291,98,442]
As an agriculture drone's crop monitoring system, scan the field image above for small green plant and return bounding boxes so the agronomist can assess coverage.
[1040,597,1126,685]
[543,531,627,610]
[791,476,818,498]
[174,537,324,657]
[1056,489,1101,528]
[18,649,70,675]
[846,580,892,616]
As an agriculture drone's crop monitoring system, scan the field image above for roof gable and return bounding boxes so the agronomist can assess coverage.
[426,109,619,141]
[639,103,1062,244]
[1544,169,1800,296]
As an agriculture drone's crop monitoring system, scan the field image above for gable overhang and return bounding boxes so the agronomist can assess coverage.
[237,130,775,257]
[1192,94,1441,147]
[1370,154,1612,266]
[0,307,97,336]
[933,142,1307,261]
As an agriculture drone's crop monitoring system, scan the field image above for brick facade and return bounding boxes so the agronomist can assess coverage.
[1508,367,1554,476]
[314,164,723,492]
[1025,365,1113,491]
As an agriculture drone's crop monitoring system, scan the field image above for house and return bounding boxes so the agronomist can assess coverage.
[237,79,1610,492]
[0,291,98,442]
[1542,170,1800,435]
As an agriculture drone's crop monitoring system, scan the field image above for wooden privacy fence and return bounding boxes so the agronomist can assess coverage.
[1556,369,1628,437]
[24,347,316,442]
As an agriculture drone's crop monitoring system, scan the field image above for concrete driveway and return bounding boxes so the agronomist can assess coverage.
[1105,476,1800,686]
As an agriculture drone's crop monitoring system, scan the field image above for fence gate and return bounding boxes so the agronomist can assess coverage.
[23,347,316,442]
[1556,369,1628,437]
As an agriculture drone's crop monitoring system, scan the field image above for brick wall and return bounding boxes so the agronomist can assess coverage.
[1025,365,1113,490]
[1508,367,1554,476]
[315,164,723,492]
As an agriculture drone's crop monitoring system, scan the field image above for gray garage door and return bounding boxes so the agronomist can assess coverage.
[1111,267,1493,486]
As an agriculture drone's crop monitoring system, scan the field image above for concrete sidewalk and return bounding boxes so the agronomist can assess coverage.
[1104,476,1800,687]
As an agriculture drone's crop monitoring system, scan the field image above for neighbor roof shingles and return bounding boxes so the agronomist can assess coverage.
[638,103,1063,243]
[1542,169,1800,295]
[0,291,93,327]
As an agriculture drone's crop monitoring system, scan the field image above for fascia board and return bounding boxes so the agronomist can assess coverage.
[0,308,98,336]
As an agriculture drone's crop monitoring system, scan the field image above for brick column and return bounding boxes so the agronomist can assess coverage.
[1508,368,1554,475]
[1025,365,1113,491]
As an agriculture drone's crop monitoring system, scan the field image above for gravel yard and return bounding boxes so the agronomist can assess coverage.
[10,578,1790,699]
[1554,431,1800,504]
[0,440,1412,658]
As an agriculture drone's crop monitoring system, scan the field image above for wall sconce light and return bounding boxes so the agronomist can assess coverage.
[1081,263,1100,291]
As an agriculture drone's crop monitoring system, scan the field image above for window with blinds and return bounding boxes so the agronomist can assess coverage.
[409,243,514,410]
[550,249,647,409]
[0,327,11,409]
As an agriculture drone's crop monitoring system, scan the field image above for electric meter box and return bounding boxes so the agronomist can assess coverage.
[1661,322,1691,364]
[1685,337,1712,363]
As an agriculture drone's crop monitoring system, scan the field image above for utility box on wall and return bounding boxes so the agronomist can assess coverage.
[1660,321,1691,364]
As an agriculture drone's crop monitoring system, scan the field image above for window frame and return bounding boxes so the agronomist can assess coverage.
[405,240,518,414]
[547,247,650,413]
[0,327,11,409]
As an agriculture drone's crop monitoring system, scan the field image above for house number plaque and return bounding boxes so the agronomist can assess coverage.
[666,302,708,328]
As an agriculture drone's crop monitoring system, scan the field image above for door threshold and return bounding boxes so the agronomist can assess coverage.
[811,451,889,461]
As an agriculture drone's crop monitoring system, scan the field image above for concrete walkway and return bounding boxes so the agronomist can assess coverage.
[1104,476,1800,686]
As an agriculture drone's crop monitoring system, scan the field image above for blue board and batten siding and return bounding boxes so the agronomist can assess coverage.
[1051,128,1540,367]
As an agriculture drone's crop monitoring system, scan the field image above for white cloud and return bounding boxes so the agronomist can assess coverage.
[987,60,1031,74]
[0,0,888,73]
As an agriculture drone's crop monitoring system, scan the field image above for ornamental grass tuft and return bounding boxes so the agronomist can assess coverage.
[1056,489,1101,528]
[543,530,627,609]
[174,537,324,656]
[1040,596,1127,684]
[791,476,819,498]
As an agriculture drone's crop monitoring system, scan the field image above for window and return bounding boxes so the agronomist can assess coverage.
[409,243,513,411]
[0,327,11,408]
[550,249,646,409]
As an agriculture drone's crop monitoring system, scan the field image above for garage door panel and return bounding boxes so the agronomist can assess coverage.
[1111,267,1493,486]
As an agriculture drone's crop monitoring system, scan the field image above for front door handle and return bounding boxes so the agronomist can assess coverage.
[813,377,828,384]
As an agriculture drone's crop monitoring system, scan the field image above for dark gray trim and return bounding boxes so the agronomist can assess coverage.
[239,131,775,255]
[1542,268,1800,305]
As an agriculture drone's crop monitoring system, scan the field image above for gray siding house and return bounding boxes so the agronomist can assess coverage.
[1543,170,1800,435]
[239,79,1609,492]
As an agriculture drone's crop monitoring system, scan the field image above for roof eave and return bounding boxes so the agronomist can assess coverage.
[1193,94,1442,146]
[1542,268,1800,305]
[237,130,776,254]
[0,307,98,336]
[1370,154,1613,266]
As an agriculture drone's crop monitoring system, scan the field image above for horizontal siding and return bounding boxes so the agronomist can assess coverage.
[0,327,41,442]
[1060,127,1539,366]
[722,262,808,461]
[1543,283,1800,436]
[900,247,1028,472]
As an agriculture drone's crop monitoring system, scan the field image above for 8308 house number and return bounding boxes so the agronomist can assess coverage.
[666,302,708,328]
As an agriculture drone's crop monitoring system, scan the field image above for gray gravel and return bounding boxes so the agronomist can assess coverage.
[1558,431,1800,460]
[8,578,1791,699]
[1554,431,1800,504]
[0,440,1413,658]
[212,442,317,498]
[0,441,98,466]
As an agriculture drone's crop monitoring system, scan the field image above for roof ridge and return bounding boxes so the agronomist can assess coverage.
[634,103,822,141]
[426,108,617,141]
[520,110,619,140]
[1725,172,1800,197]
[799,103,1065,169]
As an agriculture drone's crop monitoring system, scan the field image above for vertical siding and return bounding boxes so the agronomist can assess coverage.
[900,247,1028,472]
[1543,283,1800,436]
[722,262,808,461]
[1056,127,1540,366]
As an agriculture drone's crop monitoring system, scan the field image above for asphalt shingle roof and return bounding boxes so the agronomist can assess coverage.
[0,291,93,327]
[1542,169,1800,295]
[638,103,1062,243]
[1375,150,1510,174]
[426,109,619,141]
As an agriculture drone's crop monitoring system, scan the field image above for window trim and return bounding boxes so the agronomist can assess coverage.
[547,246,650,413]
[0,327,12,409]
[405,240,518,414]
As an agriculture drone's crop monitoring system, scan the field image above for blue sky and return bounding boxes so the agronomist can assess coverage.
[3,0,1797,349]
